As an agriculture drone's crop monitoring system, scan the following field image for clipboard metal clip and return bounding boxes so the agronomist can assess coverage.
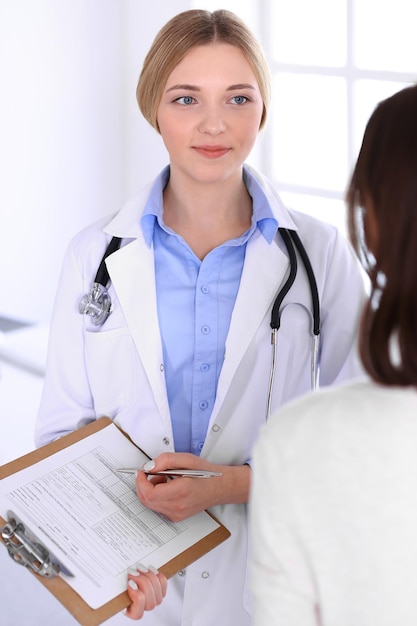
[1,510,60,578]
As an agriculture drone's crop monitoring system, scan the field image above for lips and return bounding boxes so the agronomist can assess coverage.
[192,145,230,159]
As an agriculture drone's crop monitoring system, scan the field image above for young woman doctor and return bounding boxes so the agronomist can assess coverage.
[35,10,366,625]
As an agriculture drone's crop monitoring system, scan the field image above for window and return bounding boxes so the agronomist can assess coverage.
[191,0,417,235]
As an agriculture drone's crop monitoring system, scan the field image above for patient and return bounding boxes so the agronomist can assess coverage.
[249,83,417,626]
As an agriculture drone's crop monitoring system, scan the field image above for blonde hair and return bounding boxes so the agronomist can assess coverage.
[137,9,271,132]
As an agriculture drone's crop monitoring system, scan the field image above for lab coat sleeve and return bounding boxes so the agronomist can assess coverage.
[316,227,366,386]
[249,420,318,626]
[35,234,99,446]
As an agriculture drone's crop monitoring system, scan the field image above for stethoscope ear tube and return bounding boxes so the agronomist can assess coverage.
[270,229,298,331]
[266,229,321,420]
[289,230,320,390]
[289,230,320,336]
[94,236,123,286]
[272,229,320,336]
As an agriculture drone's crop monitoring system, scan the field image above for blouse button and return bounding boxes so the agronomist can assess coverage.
[201,571,210,579]
[163,437,170,446]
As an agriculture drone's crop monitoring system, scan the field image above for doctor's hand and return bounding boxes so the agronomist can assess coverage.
[125,564,167,620]
[134,452,251,522]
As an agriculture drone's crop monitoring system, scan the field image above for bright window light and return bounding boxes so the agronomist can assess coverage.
[270,0,347,67]
[271,74,348,191]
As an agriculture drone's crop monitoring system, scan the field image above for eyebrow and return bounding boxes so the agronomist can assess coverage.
[165,83,257,93]
[166,84,200,93]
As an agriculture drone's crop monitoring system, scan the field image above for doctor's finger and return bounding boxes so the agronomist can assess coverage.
[125,578,146,620]
[135,469,168,498]
[138,566,167,608]
[125,567,167,619]
[148,451,205,471]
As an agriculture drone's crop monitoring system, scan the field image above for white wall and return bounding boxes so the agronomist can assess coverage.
[0,0,190,326]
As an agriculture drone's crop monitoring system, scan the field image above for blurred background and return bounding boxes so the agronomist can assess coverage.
[0,0,416,463]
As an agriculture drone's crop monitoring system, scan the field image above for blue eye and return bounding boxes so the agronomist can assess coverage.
[175,96,195,105]
[232,96,248,105]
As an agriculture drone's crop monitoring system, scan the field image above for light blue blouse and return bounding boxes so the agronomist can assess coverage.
[141,166,277,454]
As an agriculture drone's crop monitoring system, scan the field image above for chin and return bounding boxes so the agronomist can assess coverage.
[187,162,242,185]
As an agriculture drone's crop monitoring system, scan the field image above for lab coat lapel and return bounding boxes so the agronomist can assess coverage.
[105,239,171,422]
[214,232,288,413]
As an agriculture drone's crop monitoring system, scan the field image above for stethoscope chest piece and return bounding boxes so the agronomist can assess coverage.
[79,282,112,326]
[79,236,122,327]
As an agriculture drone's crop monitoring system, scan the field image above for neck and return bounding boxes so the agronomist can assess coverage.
[164,168,251,224]
[162,168,253,259]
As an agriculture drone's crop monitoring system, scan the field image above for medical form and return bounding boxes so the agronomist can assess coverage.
[0,421,228,611]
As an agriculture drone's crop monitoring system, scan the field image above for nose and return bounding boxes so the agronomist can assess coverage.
[198,105,226,135]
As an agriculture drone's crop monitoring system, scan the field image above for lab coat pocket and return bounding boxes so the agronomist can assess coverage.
[84,327,139,414]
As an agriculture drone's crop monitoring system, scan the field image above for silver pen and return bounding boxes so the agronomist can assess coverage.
[116,468,222,478]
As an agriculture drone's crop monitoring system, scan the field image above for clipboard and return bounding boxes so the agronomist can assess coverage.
[0,417,231,626]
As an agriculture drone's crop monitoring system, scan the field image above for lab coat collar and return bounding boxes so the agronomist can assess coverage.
[103,179,155,240]
[244,164,299,232]
[105,239,172,430]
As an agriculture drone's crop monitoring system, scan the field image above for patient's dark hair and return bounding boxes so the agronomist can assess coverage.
[346,83,417,386]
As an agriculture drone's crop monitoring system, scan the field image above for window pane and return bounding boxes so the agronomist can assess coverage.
[271,74,348,190]
[270,0,347,66]
[354,0,417,72]
[279,192,348,236]
[352,80,412,159]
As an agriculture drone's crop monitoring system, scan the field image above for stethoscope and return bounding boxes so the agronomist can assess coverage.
[266,228,320,421]
[79,229,320,419]
[78,236,122,327]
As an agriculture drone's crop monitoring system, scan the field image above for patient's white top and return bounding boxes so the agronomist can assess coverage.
[250,379,417,626]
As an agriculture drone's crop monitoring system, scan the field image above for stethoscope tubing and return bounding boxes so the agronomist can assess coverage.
[265,229,321,421]
[95,236,122,285]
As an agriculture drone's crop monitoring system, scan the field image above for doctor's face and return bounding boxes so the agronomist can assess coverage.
[156,43,264,185]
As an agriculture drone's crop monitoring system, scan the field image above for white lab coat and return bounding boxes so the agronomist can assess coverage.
[35,166,366,626]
